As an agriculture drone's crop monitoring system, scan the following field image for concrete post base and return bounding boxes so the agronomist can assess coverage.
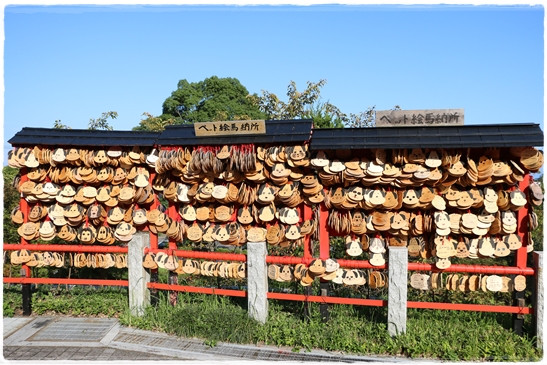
[387,247,408,336]
[128,232,150,316]
[246,241,268,324]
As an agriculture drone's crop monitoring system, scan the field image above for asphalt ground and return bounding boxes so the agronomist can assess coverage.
[2,316,435,364]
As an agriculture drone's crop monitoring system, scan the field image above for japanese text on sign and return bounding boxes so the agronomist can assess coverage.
[194,120,266,136]
[375,109,464,127]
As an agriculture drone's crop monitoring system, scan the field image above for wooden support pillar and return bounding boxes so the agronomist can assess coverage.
[21,266,32,316]
[319,201,330,322]
[19,168,32,316]
[513,176,531,335]
[167,202,179,306]
[302,204,313,260]
[320,281,329,323]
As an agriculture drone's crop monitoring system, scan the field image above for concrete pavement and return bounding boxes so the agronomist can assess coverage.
[2,316,433,363]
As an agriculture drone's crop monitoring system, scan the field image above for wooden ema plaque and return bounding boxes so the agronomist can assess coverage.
[194,120,266,137]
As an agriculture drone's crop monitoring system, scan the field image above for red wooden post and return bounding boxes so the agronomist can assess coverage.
[302,204,313,260]
[168,203,178,250]
[18,167,32,315]
[318,200,331,321]
[167,199,179,306]
[513,173,532,335]
[299,203,314,318]
[18,168,30,247]
[148,172,159,250]
[147,171,159,306]
[514,175,531,269]
[319,201,330,260]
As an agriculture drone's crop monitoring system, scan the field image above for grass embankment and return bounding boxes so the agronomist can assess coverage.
[3,285,541,361]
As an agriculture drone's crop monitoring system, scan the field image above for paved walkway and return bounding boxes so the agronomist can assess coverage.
[2,316,433,363]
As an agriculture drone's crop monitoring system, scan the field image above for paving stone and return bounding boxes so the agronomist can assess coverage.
[3,346,183,361]
[4,316,422,363]
[56,352,73,360]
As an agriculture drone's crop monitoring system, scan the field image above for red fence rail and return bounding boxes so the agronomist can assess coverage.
[148,282,246,297]
[4,277,128,287]
[4,244,535,301]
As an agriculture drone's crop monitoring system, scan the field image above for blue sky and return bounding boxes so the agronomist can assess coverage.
[2,3,544,164]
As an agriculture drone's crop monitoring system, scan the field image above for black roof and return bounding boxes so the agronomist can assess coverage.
[8,128,161,147]
[310,123,544,150]
[155,119,314,146]
[8,122,543,150]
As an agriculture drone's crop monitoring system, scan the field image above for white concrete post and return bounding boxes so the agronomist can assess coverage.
[387,246,408,336]
[128,232,150,316]
[533,251,543,349]
[246,241,268,324]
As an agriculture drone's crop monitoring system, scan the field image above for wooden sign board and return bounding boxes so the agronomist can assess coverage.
[194,120,266,137]
[376,109,464,127]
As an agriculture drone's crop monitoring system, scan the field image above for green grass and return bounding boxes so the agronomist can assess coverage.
[3,283,542,361]
[117,291,542,361]
[3,285,128,317]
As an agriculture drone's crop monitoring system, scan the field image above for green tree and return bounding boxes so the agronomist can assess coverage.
[248,79,399,129]
[87,111,117,130]
[53,120,71,129]
[302,102,344,129]
[133,112,178,132]
[149,76,266,128]
[3,166,20,244]
[248,79,345,128]
[343,105,401,128]
[343,107,377,128]
[53,111,118,130]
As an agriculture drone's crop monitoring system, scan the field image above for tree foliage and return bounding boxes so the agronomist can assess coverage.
[53,111,118,130]
[133,112,178,132]
[160,76,266,125]
[135,76,399,131]
[87,111,117,130]
[134,76,267,131]
[248,79,400,129]
[342,104,401,128]
[3,166,20,244]
[53,120,71,129]
[248,79,344,128]
[302,102,344,129]
[343,107,378,128]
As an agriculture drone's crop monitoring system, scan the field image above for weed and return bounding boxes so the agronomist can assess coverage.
[3,285,128,317]
[118,293,542,361]
[204,339,217,348]
[3,285,543,361]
